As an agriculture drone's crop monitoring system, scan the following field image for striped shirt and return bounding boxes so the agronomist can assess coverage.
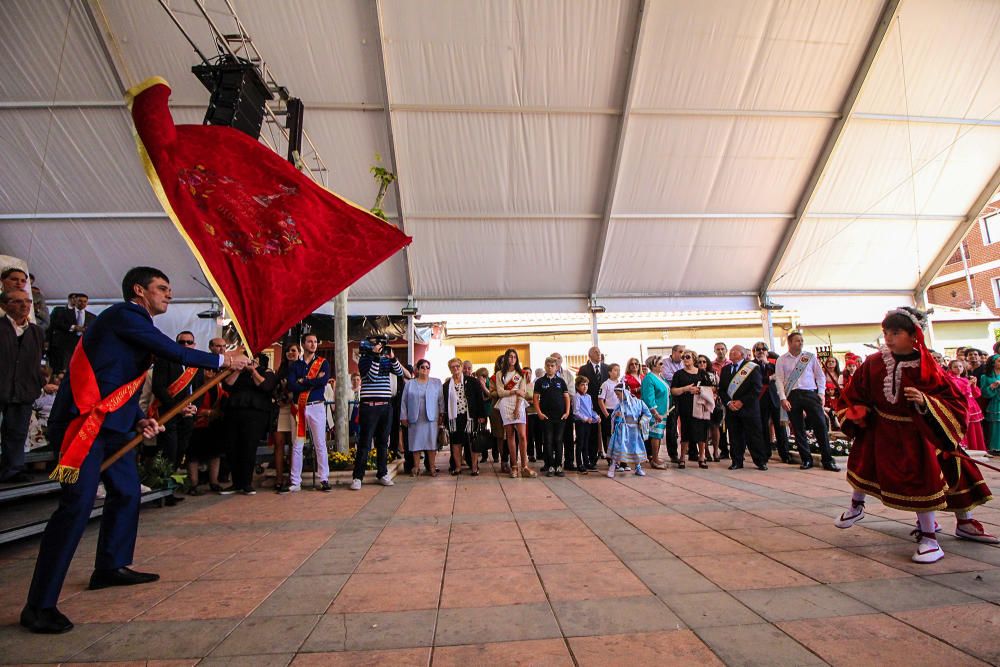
[359,355,404,400]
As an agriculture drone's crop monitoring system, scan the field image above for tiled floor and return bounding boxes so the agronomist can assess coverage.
[2,452,1000,666]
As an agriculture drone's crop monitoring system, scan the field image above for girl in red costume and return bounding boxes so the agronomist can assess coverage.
[834,307,996,563]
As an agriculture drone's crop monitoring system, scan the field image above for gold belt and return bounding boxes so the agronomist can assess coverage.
[876,408,912,422]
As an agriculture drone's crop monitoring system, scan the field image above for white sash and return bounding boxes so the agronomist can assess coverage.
[727,361,758,399]
[780,352,814,422]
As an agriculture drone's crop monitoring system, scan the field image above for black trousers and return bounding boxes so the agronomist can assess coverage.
[726,406,769,467]
[355,402,392,480]
[0,401,32,479]
[155,415,194,469]
[664,410,680,461]
[562,411,576,468]
[226,408,270,489]
[759,398,791,461]
[526,414,541,458]
[788,390,834,464]
[541,417,566,470]
[575,422,593,470]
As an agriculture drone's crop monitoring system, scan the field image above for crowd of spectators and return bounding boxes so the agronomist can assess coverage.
[4,265,1000,498]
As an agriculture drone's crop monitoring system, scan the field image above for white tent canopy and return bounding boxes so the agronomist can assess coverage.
[2,0,999,317]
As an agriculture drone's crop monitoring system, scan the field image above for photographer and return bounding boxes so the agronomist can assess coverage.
[351,336,411,490]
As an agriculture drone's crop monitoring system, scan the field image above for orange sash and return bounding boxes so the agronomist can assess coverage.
[50,341,148,484]
[147,365,199,420]
[291,357,324,438]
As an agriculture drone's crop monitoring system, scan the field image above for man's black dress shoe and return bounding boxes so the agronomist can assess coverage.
[727,463,743,470]
[88,567,160,590]
[164,495,184,506]
[756,464,768,471]
[800,460,814,470]
[20,605,73,634]
[822,461,841,472]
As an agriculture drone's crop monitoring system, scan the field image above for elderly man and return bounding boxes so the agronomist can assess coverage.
[576,346,610,471]
[660,344,686,462]
[718,345,769,470]
[0,289,46,483]
[775,331,840,472]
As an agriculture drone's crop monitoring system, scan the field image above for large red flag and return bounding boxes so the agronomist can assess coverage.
[126,76,411,353]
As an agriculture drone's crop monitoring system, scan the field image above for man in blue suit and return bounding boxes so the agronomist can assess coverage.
[21,267,250,634]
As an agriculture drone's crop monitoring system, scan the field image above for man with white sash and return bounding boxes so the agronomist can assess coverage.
[775,332,840,472]
[718,345,769,470]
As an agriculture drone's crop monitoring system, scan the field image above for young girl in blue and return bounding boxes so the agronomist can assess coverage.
[607,382,651,478]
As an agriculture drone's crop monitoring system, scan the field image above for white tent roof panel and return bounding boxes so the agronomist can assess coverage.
[0,107,159,214]
[0,0,120,103]
[407,217,598,298]
[809,119,1000,217]
[854,0,1000,119]
[395,111,615,216]
[633,0,883,112]
[3,0,999,317]
[382,0,636,109]
[613,115,833,215]
[597,217,786,294]
[770,216,962,292]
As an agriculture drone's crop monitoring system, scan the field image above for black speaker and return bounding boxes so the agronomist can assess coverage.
[192,57,273,139]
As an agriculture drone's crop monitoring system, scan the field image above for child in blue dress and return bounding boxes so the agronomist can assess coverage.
[607,382,651,478]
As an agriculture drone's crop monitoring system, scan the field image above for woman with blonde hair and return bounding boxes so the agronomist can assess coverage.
[640,355,670,469]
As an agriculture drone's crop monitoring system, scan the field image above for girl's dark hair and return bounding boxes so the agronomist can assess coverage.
[824,357,841,375]
[494,355,504,372]
[256,352,270,371]
[501,348,522,374]
[881,306,926,336]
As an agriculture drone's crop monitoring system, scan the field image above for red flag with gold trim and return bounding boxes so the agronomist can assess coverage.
[126,76,410,353]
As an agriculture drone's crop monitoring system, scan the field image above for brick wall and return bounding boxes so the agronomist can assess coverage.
[929,199,1000,316]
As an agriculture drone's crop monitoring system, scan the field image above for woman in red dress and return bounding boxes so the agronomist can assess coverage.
[948,359,987,451]
[623,357,643,399]
[834,307,996,563]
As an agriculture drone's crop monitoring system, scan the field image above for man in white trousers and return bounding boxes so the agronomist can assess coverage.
[287,333,331,492]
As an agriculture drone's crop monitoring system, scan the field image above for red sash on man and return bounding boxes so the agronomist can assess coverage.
[147,366,199,420]
[49,342,149,484]
[291,357,325,438]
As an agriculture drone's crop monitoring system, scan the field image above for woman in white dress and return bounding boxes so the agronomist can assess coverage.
[494,349,536,479]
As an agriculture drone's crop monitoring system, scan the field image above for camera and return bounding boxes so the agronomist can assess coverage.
[359,335,391,359]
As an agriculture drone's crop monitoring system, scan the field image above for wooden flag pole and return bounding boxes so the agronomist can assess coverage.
[100,368,236,472]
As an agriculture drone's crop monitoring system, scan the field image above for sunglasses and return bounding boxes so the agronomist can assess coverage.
[417,364,430,370]
[178,340,195,346]
[696,360,708,364]
[754,347,768,352]
[682,355,693,360]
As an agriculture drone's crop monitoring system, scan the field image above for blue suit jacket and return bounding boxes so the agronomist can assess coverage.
[48,301,222,435]
[288,356,330,403]
[400,378,443,423]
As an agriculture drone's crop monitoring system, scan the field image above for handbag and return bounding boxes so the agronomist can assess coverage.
[472,426,494,454]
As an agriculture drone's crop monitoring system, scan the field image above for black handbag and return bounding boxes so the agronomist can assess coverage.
[471,427,494,454]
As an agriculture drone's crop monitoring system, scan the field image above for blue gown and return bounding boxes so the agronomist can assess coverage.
[608,395,651,464]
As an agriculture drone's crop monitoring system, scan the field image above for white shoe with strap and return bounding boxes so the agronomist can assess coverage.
[955,518,1000,544]
[834,501,865,529]
[911,530,944,564]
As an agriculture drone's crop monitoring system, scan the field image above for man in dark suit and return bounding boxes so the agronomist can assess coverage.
[21,267,250,634]
[576,346,610,470]
[48,293,95,373]
[753,343,792,464]
[0,289,46,482]
[718,345,769,471]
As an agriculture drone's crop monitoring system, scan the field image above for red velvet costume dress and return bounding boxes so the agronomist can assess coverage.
[839,348,992,513]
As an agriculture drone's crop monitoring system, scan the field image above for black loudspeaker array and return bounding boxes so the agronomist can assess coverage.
[192,56,274,139]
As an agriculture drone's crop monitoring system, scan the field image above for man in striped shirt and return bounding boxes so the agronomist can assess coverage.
[351,338,411,490]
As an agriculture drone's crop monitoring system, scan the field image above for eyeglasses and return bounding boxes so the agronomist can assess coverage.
[178,340,195,346]
[753,346,768,352]
[696,360,708,365]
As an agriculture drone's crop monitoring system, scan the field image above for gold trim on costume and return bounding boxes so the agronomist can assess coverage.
[875,409,912,422]
[923,394,965,448]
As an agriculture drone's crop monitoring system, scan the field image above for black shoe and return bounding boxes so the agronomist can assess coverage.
[587,466,598,471]
[545,469,554,477]
[164,495,184,506]
[242,487,258,495]
[822,461,841,472]
[209,483,223,493]
[728,463,743,470]
[318,481,331,492]
[471,471,479,477]
[218,486,239,495]
[800,460,814,470]
[756,464,768,471]
[275,484,289,494]
[20,605,73,634]
[88,567,160,590]
[186,485,201,496]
